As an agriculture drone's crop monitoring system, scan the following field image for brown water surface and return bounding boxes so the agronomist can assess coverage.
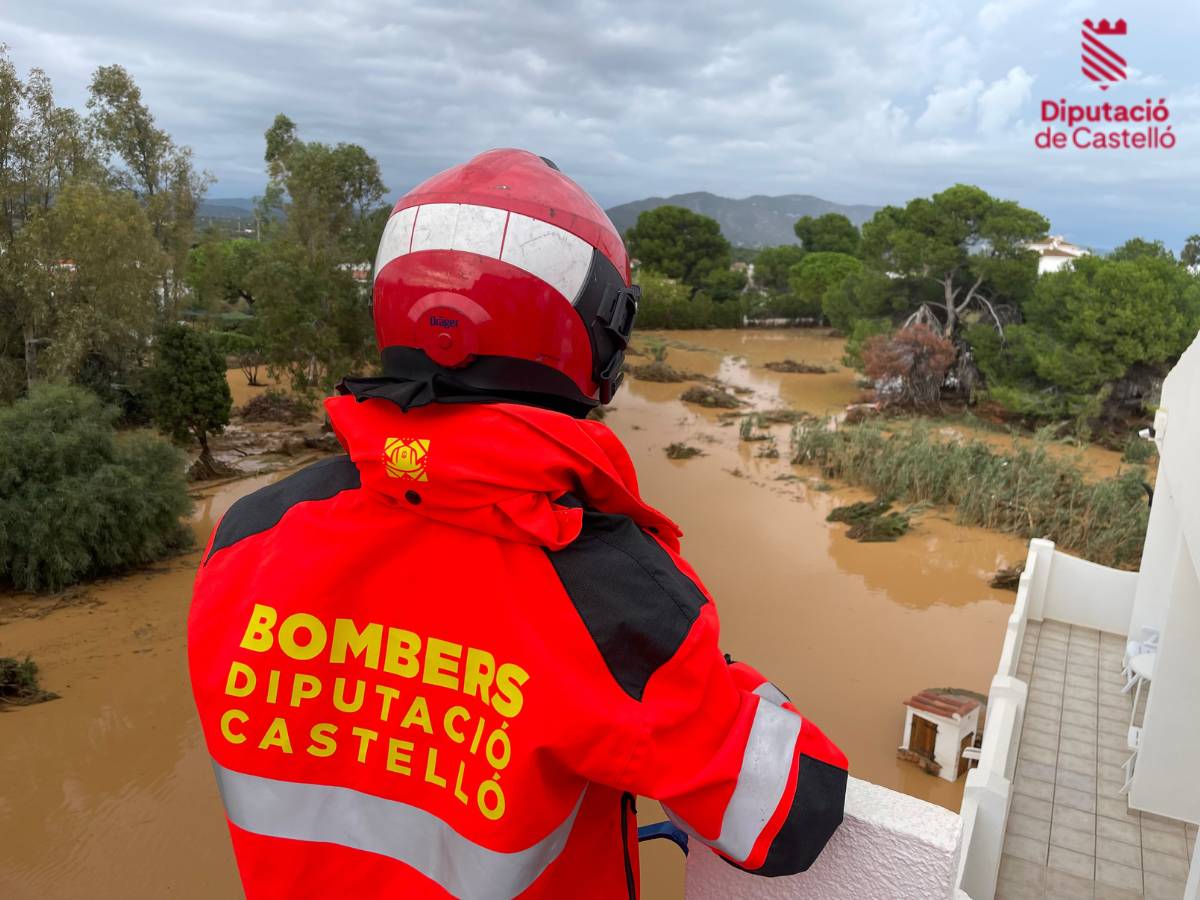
[2,330,1043,899]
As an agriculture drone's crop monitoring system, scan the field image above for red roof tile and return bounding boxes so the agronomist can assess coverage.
[904,690,979,719]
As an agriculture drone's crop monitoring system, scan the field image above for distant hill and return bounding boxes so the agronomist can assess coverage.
[605,191,879,248]
[199,197,258,219]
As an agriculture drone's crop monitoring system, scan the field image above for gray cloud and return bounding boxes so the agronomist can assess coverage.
[4,0,1199,248]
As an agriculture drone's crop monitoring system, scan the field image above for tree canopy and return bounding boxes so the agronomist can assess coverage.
[1109,237,1174,263]
[787,252,862,319]
[1181,234,1200,269]
[147,324,232,477]
[245,115,388,392]
[753,244,807,293]
[88,64,211,313]
[970,254,1200,417]
[861,184,1047,336]
[626,205,734,294]
[794,213,861,256]
[0,383,191,591]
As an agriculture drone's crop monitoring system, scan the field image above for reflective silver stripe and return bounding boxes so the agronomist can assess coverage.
[663,697,801,863]
[753,681,790,707]
[374,202,594,304]
[213,761,582,899]
[498,212,593,304]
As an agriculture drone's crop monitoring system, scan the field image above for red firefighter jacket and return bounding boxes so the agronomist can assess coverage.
[188,394,848,899]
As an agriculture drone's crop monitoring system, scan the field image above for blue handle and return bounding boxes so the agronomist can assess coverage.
[637,821,689,855]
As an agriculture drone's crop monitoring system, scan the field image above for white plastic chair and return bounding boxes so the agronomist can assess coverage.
[1123,627,1160,678]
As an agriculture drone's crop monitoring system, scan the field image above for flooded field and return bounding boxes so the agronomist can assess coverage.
[0,329,1121,898]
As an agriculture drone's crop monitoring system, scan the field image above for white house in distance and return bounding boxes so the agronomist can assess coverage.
[1027,235,1089,275]
[899,691,981,783]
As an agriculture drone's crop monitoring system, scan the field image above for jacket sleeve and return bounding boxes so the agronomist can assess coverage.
[545,509,848,876]
[633,603,848,875]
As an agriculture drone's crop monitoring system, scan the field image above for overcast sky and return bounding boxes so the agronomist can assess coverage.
[4,1,1198,249]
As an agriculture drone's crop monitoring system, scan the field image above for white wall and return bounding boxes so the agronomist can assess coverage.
[1126,330,1200,825]
[1037,256,1075,275]
[684,777,963,900]
[1129,467,1182,640]
[1129,535,1200,823]
[1041,550,1138,635]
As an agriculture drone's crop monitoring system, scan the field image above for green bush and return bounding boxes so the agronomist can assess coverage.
[841,318,892,370]
[791,421,1148,568]
[0,384,193,592]
[1121,434,1158,463]
[634,270,746,329]
[0,657,58,704]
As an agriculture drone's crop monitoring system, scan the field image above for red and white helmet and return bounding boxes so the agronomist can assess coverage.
[371,149,638,416]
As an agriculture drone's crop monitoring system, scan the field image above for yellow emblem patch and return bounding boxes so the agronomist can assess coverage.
[383,438,430,481]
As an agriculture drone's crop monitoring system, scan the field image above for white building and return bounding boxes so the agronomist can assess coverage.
[1027,235,1089,275]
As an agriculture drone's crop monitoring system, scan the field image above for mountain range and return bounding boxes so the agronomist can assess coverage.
[201,191,881,249]
[604,191,879,248]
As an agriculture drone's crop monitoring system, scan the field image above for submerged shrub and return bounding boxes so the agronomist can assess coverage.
[0,385,193,592]
[665,442,704,459]
[680,385,742,409]
[0,657,59,704]
[792,421,1149,568]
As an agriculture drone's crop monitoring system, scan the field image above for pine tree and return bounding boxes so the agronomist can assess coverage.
[147,324,232,478]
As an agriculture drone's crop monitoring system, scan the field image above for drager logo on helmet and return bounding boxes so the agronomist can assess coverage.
[383,438,430,482]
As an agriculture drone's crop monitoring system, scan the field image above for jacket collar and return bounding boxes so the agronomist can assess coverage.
[324,394,680,551]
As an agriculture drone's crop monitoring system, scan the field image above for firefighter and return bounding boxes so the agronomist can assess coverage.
[189,149,848,899]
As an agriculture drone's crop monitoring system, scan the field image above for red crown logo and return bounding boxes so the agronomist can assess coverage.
[1083,18,1127,35]
[1081,18,1128,91]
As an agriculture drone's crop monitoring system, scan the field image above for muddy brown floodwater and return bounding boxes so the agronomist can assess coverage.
[0,329,1121,899]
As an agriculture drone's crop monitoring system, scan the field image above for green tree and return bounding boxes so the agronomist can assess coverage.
[14,181,165,389]
[250,115,387,392]
[1109,237,1174,262]
[625,205,733,294]
[794,213,861,255]
[0,50,98,397]
[1181,234,1200,269]
[186,236,264,312]
[250,239,373,393]
[211,326,265,386]
[88,64,211,314]
[862,185,1047,337]
[700,265,747,303]
[0,383,191,592]
[820,268,936,334]
[971,254,1200,418]
[787,252,862,319]
[753,244,807,293]
[147,324,232,478]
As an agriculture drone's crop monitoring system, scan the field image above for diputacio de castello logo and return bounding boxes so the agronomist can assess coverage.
[1036,17,1175,151]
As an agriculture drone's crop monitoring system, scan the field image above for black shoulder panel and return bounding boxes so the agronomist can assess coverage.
[205,455,360,564]
[545,509,707,701]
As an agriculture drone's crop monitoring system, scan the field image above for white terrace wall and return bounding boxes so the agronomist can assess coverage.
[959,327,1200,897]
[954,545,1039,900]
[684,777,964,900]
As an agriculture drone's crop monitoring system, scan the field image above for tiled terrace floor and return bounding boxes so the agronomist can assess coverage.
[995,620,1197,899]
